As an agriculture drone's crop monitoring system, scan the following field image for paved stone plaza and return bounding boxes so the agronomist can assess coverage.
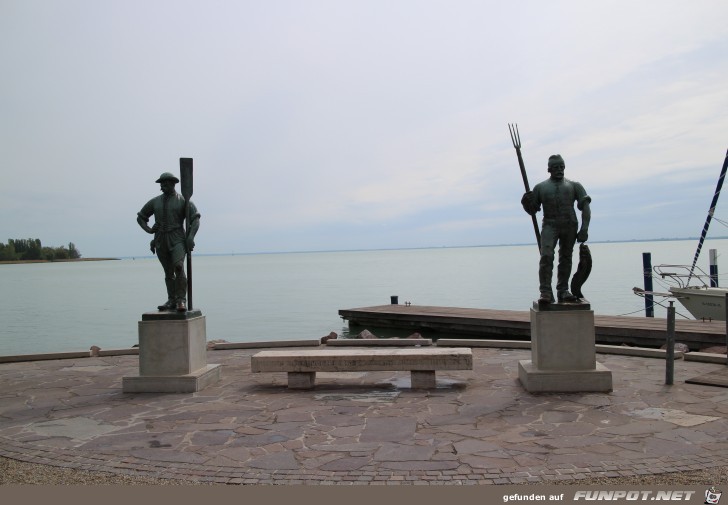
[1,347,727,485]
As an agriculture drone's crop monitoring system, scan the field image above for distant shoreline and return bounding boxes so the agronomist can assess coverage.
[6,236,727,263]
[0,258,120,265]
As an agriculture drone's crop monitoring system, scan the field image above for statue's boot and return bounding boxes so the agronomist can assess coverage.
[557,269,578,301]
[538,261,554,304]
[556,254,574,302]
[175,272,187,313]
[158,300,175,311]
[538,291,554,304]
[158,279,176,311]
[557,291,578,303]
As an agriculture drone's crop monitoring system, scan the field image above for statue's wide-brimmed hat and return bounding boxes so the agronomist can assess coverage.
[155,172,179,183]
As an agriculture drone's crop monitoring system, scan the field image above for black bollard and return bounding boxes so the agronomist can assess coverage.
[666,301,675,385]
[390,296,399,305]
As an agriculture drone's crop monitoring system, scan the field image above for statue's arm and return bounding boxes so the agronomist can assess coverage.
[188,214,200,239]
[137,199,158,234]
[186,202,200,252]
[576,186,591,242]
[137,213,156,234]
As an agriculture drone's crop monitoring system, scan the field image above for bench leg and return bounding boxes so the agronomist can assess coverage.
[288,372,316,389]
[410,370,436,389]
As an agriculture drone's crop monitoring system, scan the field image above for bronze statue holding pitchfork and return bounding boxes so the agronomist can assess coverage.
[509,125,592,305]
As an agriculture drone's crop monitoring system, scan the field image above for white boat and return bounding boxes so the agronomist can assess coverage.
[668,286,727,321]
[654,264,727,321]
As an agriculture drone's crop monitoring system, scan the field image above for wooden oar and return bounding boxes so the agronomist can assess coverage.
[180,157,193,311]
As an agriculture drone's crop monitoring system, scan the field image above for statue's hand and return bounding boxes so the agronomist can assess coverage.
[186,237,195,252]
[577,229,589,243]
[521,192,538,215]
[150,222,160,234]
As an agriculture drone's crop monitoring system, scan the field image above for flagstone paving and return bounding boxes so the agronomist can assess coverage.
[1,347,728,484]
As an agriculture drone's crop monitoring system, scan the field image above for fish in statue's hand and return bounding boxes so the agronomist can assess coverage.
[570,243,592,300]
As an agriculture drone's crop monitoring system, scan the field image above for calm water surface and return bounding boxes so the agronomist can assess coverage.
[1,239,726,355]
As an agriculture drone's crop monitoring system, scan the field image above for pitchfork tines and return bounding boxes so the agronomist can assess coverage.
[508,123,521,149]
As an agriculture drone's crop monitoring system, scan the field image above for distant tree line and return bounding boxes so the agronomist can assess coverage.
[0,238,82,261]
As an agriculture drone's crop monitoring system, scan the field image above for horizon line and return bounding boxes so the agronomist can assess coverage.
[116,235,728,260]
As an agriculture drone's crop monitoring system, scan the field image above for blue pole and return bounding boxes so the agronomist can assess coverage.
[710,249,719,287]
[643,252,654,318]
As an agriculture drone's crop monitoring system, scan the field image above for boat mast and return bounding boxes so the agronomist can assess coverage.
[688,148,728,284]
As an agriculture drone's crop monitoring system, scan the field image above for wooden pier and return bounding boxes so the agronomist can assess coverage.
[338,304,727,351]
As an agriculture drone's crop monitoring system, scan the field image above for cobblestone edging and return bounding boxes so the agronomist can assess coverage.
[2,436,727,485]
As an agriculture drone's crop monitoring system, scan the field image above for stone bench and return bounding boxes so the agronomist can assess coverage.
[250,348,472,389]
[325,338,432,347]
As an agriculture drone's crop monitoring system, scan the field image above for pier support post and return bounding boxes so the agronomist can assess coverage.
[643,252,654,317]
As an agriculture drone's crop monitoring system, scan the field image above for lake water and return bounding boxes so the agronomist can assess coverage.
[1,239,726,356]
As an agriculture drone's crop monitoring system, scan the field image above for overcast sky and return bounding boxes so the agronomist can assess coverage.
[2,1,728,257]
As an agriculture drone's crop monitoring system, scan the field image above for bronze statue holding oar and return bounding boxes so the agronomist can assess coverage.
[509,125,592,304]
[137,161,200,312]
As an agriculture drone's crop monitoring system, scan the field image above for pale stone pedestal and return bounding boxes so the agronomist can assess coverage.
[123,311,221,393]
[518,304,612,393]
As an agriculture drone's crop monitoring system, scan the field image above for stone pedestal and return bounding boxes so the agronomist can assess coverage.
[518,303,612,393]
[123,311,221,393]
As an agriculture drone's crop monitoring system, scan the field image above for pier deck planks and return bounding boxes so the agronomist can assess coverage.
[338,305,727,350]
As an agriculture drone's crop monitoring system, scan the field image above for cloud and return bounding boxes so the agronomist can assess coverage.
[2,1,728,256]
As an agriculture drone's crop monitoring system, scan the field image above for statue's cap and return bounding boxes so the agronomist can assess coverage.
[548,154,564,165]
[155,172,179,183]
